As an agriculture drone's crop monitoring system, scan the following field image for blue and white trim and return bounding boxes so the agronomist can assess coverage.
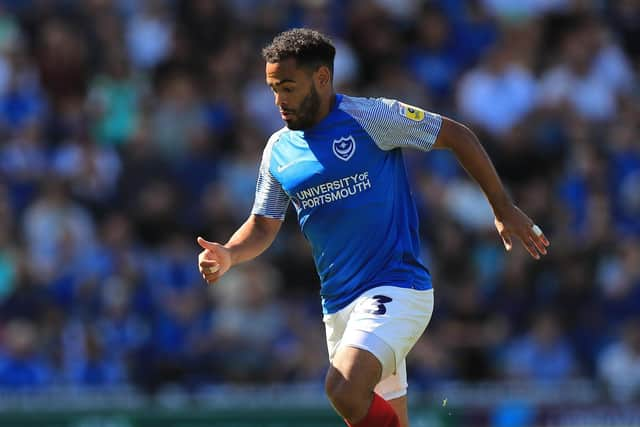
[251,128,290,220]
[339,96,442,152]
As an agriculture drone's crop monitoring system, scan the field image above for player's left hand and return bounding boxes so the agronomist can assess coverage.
[494,204,550,260]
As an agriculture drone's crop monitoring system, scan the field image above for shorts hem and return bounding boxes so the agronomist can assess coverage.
[341,328,396,378]
[379,388,407,401]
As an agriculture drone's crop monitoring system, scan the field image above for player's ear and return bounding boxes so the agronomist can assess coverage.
[316,65,331,88]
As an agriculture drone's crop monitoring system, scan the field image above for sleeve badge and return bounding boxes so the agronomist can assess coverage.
[398,102,426,122]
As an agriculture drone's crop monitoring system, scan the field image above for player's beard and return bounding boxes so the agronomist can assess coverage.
[286,84,321,130]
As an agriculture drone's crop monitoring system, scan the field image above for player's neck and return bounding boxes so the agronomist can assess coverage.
[312,92,337,127]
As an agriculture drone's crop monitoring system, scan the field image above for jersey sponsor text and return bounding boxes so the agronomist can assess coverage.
[295,171,371,209]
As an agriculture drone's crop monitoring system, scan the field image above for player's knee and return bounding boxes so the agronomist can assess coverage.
[325,368,370,419]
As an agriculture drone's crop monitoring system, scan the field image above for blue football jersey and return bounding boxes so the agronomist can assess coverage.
[252,94,442,314]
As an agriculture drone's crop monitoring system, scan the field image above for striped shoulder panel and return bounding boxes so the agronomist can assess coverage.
[338,95,442,151]
[251,128,290,220]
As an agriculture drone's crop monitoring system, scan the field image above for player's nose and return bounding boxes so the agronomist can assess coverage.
[274,93,287,108]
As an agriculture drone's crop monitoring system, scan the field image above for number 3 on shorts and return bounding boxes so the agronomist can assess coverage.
[367,295,393,315]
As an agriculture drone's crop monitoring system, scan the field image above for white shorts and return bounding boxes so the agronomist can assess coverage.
[323,286,434,400]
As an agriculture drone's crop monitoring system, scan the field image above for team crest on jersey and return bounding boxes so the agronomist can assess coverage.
[398,102,426,122]
[332,135,356,161]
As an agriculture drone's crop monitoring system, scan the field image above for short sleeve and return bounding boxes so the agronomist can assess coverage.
[339,96,442,152]
[251,136,290,220]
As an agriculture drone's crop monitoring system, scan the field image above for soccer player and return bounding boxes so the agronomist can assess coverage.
[197,29,549,427]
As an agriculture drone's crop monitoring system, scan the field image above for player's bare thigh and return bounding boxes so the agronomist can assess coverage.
[325,346,382,422]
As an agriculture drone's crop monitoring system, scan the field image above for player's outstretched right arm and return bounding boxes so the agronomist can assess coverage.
[197,214,283,285]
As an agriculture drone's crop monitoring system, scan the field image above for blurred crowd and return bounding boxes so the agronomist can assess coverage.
[0,0,639,404]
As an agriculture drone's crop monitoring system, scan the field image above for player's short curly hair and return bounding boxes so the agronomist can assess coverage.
[262,28,335,76]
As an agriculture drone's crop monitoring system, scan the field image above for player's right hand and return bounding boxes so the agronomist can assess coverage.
[197,236,232,284]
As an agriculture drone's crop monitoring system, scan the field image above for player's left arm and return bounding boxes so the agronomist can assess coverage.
[432,117,550,259]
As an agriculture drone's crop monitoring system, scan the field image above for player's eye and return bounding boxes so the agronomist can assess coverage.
[282,87,294,93]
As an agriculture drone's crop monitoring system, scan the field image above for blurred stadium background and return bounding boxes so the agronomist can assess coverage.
[0,0,638,426]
